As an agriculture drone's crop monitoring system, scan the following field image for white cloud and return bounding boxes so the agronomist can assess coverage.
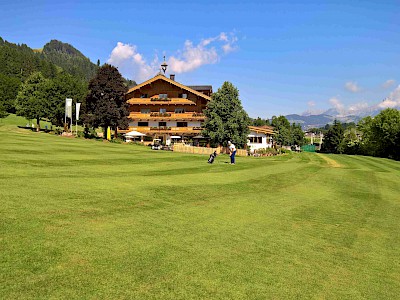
[168,40,219,73]
[378,85,400,108]
[307,101,315,107]
[382,79,395,89]
[169,32,238,73]
[329,97,346,115]
[301,101,325,116]
[345,81,361,93]
[108,42,159,82]
[107,32,238,82]
[348,102,369,113]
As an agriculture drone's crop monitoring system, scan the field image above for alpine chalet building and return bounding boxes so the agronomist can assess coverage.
[124,72,212,145]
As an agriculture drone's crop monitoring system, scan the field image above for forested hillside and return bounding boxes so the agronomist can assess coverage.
[42,40,98,81]
[0,37,136,117]
[0,37,59,113]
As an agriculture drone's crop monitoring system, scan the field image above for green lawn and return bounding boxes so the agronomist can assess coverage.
[1,115,399,299]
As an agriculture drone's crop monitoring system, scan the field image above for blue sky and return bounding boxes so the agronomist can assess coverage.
[1,0,399,117]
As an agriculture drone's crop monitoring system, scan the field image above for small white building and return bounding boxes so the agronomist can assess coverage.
[247,126,275,151]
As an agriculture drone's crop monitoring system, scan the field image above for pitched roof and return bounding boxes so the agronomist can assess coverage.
[126,74,211,101]
[188,85,212,91]
[248,126,275,135]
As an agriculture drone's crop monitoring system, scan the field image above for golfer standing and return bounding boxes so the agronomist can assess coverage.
[228,141,236,164]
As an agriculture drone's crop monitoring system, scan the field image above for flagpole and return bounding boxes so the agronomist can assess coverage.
[75,103,81,137]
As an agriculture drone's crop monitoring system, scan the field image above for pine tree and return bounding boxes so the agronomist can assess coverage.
[202,82,250,148]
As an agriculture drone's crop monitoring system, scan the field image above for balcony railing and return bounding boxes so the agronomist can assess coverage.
[130,126,202,133]
[130,112,205,120]
[150,112,171,117]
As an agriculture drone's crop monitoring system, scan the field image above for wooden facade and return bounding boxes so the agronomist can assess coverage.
[124,74,212,144]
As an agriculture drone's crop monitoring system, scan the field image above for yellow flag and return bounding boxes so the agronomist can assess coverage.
[107,127,111,140]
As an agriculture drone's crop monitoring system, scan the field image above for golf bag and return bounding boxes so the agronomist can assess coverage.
[208,151,217,164]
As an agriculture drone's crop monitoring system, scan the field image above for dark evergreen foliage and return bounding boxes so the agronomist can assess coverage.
[320,120,345,153]
[42,40,98,82]
[0,74,21,113]
[82,64,129,138]
[0,38,57,82]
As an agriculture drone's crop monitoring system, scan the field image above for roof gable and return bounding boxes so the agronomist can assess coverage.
[126,74,211,101]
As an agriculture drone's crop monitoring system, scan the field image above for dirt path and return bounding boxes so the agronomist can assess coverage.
[316,153,342,168]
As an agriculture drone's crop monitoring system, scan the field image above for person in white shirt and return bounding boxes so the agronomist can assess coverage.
[227,141,236,164]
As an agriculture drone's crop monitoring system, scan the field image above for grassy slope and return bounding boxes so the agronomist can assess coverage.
[0,116,399,299]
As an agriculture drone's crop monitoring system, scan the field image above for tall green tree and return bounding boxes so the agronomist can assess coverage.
[359,108,400,160]
[271,115,291,146]
[15,72,48,131]
[202,82,250,148]
[44,73,87,127]
[82,64,129,138]
[290,123,305,146]
[321,119,344,153]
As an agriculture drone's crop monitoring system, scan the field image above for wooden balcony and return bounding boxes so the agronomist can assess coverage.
[128,126,202,134]
[127,98,196,105]
[129,112,205,121]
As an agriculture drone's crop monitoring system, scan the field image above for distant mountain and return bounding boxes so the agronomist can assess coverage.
[286,112,363,130]
[42,40,98,81]
[286,101,400,130]
[285,113,333,129]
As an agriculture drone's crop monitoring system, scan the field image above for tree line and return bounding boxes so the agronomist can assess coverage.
[321,109,400,160]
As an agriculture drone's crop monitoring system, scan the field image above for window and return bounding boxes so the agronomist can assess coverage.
[140,94,148,98]
[179,93,187,99]
[177,122,188,127]
[249,137,262,143]
[159,122,167,127]
[138,122,148,127]
[159,108,167,113]
[159,94,168,99]
[175,108,185,113]
[140,108,151,114]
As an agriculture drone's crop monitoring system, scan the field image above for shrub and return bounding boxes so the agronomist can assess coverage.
[84,127,97,139]
[54,127,63,135]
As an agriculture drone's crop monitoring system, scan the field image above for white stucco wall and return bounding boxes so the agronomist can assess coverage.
[247,131,273,151]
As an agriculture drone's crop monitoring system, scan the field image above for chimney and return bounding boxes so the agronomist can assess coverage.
[170,74,175,81]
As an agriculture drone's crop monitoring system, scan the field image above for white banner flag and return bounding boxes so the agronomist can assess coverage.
[65,98,72,118]
[76,103,81,120]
